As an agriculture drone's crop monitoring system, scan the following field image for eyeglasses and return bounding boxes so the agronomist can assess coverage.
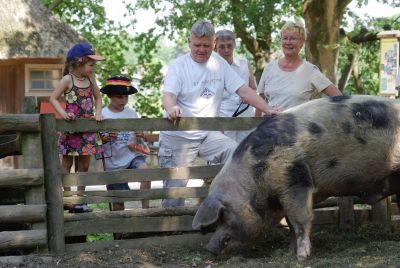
[281,37,300,44]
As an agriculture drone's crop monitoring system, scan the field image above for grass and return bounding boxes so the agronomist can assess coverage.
[149,223,400,267]
[86,203,113,242]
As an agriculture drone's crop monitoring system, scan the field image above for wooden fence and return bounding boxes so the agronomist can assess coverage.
[0,106,399,254]
[0,106,47,252]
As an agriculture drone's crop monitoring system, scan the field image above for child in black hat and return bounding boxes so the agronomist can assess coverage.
[100,75,150,216]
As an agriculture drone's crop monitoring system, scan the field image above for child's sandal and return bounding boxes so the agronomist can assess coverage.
[68,203,92,213]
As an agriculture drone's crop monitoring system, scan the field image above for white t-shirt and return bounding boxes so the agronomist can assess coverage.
[257,60,332,110]
[162,52,245,139]
[102,106,141,171]
[219,57,255,117]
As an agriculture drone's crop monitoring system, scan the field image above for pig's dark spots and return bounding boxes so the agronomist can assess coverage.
[329,95,351,103]
[308,122,323,135]
[252,161,267,185]
[341,121,352,134]
[356,137,367,145]
[287,160,312,188]
[234,114,297,160]
[327,159,338,169]
[351,101,390,129]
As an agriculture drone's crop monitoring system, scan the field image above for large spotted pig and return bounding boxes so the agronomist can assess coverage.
[192,95,400,261]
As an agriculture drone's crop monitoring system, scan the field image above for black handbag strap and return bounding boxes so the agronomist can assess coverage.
[232,102,250,117]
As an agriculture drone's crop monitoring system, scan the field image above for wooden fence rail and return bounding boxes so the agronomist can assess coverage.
[1,109,399,254]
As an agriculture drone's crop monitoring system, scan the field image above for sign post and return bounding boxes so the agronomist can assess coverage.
[377,30,400,98]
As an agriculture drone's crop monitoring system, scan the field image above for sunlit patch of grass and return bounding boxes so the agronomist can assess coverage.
[87,233,114,242]
[88,202,109,211]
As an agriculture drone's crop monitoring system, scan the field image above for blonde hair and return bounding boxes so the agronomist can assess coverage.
[280,20,306,41]
[63,56,91,76]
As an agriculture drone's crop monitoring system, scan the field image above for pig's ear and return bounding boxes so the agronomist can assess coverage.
[192,196,224,233]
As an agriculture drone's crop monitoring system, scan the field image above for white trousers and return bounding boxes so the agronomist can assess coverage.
[159,131,238,207]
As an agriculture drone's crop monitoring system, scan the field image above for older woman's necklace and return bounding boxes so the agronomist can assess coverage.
[70,72,86,81]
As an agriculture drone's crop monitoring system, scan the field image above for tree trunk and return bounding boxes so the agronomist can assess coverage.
[338,47,359,91]
[303,0,352,85]
[230,0,274,80]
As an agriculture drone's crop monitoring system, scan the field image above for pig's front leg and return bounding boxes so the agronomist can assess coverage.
[284,189,313,261]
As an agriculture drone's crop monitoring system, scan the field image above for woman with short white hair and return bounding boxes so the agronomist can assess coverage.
[256,21,342,114]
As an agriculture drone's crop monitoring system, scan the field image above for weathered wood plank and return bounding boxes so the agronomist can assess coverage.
[63,165,221,187]
[64,207,198,221]
[40,114,65,253]
[56,117,265,132]
[0,169,43,187]
[63,187,208,204]
[0,114,40,132]
[64,215,194,236]
[338,197,355,229]
[372,198,391,226]
[65,233,212,252]
[0,205,46,223]
[0,230,47,250]
[313,208,371,225]
[21,99,47,230]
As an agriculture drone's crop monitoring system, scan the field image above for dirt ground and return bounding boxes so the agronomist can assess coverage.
[1,223,400,268]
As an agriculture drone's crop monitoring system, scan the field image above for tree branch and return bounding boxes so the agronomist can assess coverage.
[48,0,64,11]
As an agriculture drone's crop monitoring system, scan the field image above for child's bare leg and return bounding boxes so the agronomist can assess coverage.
[77,156,91,191]
[62,155,73,192]
[138,162,150,208]
[75,156,92,212]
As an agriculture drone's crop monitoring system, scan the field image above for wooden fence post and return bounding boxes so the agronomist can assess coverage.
[40,114,65,253]
[372,198,391,227]
[338,197,355,229]
[21,97,46,231]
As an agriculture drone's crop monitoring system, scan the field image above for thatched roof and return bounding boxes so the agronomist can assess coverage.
[0,0,83,59]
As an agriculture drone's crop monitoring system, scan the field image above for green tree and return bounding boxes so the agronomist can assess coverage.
[131,0,399,92]
[41,0,164,117]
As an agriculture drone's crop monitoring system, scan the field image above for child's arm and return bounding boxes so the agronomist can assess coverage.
[50,76,75,120]
[91,76,104,122]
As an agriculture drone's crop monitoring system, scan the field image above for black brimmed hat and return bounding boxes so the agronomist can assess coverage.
[100,75,138,95]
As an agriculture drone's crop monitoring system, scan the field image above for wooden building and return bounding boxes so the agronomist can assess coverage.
[0,0,82,168]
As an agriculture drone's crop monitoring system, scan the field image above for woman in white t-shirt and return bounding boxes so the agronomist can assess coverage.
[256,21,342,114]
[215,29,257,142]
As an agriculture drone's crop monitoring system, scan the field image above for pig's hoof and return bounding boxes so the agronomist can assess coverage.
[297,254,307,262]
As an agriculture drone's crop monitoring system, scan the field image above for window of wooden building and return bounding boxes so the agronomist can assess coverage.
[25,64,63,96]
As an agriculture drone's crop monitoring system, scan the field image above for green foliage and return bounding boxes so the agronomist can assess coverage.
[339,13,400,95]
[87,233,114,242]
[40,0,163,117]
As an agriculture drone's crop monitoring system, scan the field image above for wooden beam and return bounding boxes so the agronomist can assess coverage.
[0,230,47,250]
[0,114,40,132]
[0,205,46,223]
[40,114,65,253]
[64,207,198,221]
[63,165,221,186]
[64,215,194,236]
[56,117,265,132]
[63,187,209,204]
[65,233,212,252]
[0,169,43,187]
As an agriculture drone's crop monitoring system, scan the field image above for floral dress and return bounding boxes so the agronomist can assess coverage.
[58,75,103,156]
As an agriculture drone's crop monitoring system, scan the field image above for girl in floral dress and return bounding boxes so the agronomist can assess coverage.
[50,43,105,213]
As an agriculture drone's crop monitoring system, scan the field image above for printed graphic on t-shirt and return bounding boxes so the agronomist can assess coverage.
[116,132,131,143]
[200,87,215,98]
